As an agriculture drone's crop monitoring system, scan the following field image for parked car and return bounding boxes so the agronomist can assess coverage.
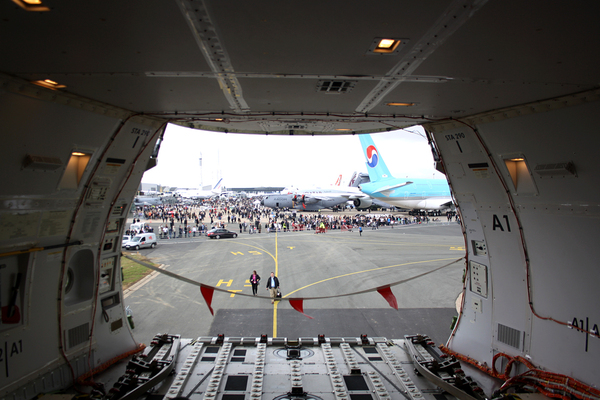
[206,228,238,239]
[124,232,158,250]
[121,235,131,247]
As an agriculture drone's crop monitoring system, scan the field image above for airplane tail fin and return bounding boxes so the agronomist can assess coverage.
[212,178,224,193]
[333,174,342,186]
[348,171,358,187]
[358,134,394,183]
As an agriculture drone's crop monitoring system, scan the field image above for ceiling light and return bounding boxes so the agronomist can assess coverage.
[32,79,66,90]
[374,38,401,53]
[12,0,50,11]
[378,39,396,49]
[509,158,524,162]
[335,129,352,131]
[367,37,408,55]
[386,102,415,107]
[71,152,86,156]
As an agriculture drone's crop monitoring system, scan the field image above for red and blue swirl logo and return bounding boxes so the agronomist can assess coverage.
[366,145,379,167]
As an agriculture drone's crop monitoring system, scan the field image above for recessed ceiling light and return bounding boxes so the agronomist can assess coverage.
[386,102,415,107]
[335,128,352,131]
[367,37,408,55]
[12,0,50,11]
[32,79,66,90]
[378,39,397,50]
[71,152,87,157]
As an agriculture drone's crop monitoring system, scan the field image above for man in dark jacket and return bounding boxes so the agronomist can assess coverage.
[266,272,280,304]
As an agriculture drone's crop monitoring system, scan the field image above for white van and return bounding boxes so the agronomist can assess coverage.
[123,232,157,250]
[130,222,145,232]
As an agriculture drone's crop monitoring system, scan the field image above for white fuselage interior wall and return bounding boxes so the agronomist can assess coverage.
[426,96,600,386]
[0,79,165,397]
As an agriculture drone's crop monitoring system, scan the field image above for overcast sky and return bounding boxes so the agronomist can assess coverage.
[141,123,445,189]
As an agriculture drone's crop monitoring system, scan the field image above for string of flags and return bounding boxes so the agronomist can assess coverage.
[122,255,464,319]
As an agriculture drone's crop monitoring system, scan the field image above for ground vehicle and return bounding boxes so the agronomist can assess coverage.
[124,233,158,250]
[206,228,238,239]
[130,222,146,232]
[121,235,131,247]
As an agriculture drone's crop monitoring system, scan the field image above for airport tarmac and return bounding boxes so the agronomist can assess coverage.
[123,218,465,348]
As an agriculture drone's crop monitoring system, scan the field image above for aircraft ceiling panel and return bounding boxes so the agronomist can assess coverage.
[38,75,233,114]
[1,0,598,134]
[0,1,209,74]
[367,80,585,120]
[237,77,380,114]
[413,1,600,89]
[208,1,450,76]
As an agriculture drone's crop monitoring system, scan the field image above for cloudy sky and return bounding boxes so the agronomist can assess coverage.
[141,123,445,190]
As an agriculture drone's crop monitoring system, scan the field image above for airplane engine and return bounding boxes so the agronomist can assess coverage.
[294,194,318,204]
[416,199,451,210]
[353,198,372,209]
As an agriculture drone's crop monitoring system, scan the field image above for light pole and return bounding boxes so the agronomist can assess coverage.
[199,152,203,188]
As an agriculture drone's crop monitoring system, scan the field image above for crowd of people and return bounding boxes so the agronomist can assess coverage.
[128,195,458,238]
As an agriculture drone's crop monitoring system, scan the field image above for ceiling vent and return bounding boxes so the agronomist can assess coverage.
[317,80,356,94]
[287,124,306,130]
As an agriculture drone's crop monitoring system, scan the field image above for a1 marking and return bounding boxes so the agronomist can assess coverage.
[492,215,511,232]
[1,340,23,377]
[569,316,599,352]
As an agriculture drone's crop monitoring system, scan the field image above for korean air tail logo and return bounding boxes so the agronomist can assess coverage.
[366,145,379,168]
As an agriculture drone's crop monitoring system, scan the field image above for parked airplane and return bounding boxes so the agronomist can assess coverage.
[175,178,224,200]
[263,174,381,210]
[354,134,453,211]
[133,195,164,206]
[262,188,349,211]
[261,192,345,210]
[279,173,343,195]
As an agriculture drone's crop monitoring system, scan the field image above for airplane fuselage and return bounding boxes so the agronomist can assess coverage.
[359,179,452,210]
[262,194,346,211]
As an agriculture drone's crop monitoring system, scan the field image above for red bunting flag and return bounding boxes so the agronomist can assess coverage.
[289,298,314,319]
[200,285,215,315]
[377,286,398,310]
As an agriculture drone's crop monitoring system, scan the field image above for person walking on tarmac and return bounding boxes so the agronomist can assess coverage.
[266,272,280,304]
[249,270,261,296]
[359,225,363,236]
